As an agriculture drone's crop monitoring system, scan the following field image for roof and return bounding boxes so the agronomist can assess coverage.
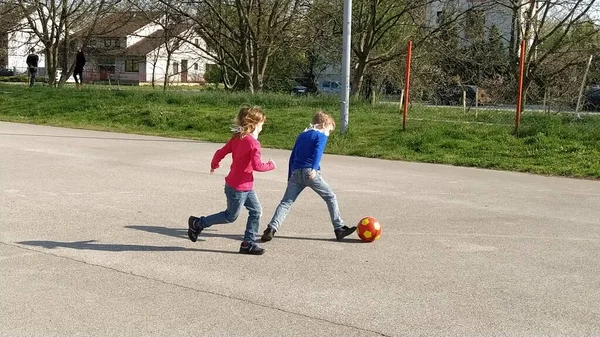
[73,11,162,38]
[105,24,191,57]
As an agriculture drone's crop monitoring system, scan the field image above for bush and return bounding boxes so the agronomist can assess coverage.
[0,76,28,83]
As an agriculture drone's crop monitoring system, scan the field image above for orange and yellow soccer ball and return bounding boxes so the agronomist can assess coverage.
[357,217,382,242]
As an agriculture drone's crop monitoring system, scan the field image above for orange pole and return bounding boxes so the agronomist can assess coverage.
[403,40,413,131]
[515,40,526,135]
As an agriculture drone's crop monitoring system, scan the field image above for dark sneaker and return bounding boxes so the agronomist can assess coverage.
[188,216,203,242]
[239,241,265,255]
[335,226,357,241]
[261,227,276,242]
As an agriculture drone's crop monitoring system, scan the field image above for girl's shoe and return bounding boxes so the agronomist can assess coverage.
[239,241,265,255]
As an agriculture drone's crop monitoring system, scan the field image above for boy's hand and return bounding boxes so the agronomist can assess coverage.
[268,159,276,169]
[309,169,317,180]
[210,164,220,174]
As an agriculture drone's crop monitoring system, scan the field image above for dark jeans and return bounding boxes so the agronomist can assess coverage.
[28,67,37,87]
[200,184,262,242]
[73,69,83,84]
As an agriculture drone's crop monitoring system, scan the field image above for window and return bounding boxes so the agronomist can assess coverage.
[172,62,179,74]
[194,38,199,46]
[113,38,121,48]
[98,58,116,72]
[125,60,139,72]
[194,63,198,70]
[322,81,331,88]
[104,38,111,47]
[331,82,340,89]
[436,11,443,25]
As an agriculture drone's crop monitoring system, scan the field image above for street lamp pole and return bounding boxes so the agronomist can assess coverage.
[340,0,352,134]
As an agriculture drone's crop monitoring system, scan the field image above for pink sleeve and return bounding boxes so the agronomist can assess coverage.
[251,142,275,172]
[211,138,233,169]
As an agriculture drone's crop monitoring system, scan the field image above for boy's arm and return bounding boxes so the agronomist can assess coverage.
[211,139,232,170]
[251,143,275,172]
[311,133,328,171]
[287,144,297,180]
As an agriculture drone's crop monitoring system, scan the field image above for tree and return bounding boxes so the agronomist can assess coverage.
[489,0,600,95]
[158,0,308,93]
[13,0,122,86]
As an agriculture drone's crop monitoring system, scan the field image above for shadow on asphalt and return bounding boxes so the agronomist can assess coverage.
[125,225,243,241]
[0,133,201,143]
[126,225,365,244]
[18,240,239,254]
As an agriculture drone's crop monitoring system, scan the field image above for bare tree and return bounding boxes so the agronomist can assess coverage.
[157,0,308,93]
[12,0,122,86]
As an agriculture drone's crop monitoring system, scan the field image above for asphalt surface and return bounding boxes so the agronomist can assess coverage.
[1,122,599,336]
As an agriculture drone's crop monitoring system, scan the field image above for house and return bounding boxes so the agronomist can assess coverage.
[72,12,210,85]
[0,4,45,74]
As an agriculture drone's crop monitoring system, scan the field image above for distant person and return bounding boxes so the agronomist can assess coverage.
[74,49,86,89]
[26,48,39,87]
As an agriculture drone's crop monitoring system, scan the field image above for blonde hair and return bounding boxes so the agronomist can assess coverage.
[233,105,266,138]
[312,110,336,130]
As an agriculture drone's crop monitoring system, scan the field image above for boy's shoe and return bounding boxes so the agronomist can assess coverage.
[239,241,265,255]
[188,216,203,242]
[335,226,357,241]
[261,227,276,242]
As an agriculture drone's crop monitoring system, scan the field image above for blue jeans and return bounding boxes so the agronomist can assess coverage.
[200,184,262,242]
[268,168,344,231]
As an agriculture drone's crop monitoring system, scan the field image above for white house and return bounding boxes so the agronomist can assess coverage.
[0,6,46,74]
[74,12,210,85]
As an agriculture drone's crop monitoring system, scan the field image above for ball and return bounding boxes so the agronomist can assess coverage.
[357,217,382,242]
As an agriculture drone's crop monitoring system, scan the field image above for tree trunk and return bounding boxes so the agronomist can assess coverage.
[163,52,172,92]
[352,57,367,97]
[45,49,57,86]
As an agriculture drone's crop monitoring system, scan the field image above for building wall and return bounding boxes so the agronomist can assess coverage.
[7,18,46,73]
[144,31,209,84]
[426,0,520,47]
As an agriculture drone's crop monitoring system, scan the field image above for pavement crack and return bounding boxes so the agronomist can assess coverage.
[1,241,391,337]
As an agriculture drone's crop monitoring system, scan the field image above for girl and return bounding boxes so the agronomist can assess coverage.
[188,106,276,255]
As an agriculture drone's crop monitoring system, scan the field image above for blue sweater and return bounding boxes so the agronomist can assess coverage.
[288,129,328,179]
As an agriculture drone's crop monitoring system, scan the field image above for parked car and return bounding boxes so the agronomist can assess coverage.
[433,85,491,106]
[582,85,600,111]
[319,80,342,94]
[291,81,308,95]
[0,68,15,76]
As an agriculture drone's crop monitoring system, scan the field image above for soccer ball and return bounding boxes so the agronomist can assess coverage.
[357,217,382,242]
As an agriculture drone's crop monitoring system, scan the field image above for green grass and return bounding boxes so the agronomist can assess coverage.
[1,83,599,179]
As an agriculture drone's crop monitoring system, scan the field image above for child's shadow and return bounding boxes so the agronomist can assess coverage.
[125,225,243,241]
[275,235,363,244]
[126,225,363,244]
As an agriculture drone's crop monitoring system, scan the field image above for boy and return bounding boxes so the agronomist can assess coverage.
[261,111,356,242]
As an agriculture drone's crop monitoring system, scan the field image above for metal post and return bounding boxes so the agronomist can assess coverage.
[475,87,479,119]
[402,40,413,131]
[340,0,352,134]
[515,40,526,135]
[575,55,593,119]
[400,89,405,114]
